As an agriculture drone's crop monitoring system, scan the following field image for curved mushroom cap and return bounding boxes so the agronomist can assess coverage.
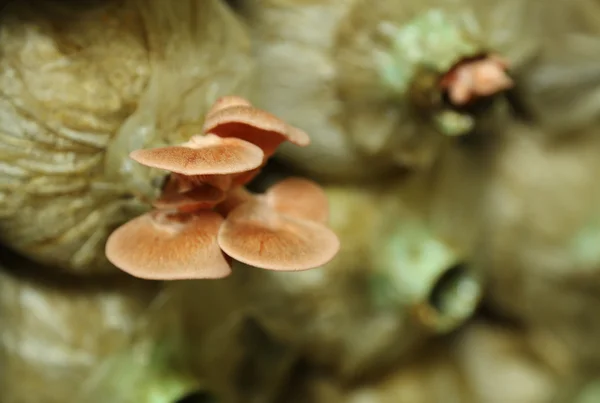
[203,102,311,157]
[265,177,330,224]
[231,168,262,187]
[153,182,226,213]
[105,210,231,280]
[218,200,340,271]
[206,95,252,117]
[165,168,234,192]
[129,134,264,175]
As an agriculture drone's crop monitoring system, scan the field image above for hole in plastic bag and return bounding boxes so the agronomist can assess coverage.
[174,390,217,403]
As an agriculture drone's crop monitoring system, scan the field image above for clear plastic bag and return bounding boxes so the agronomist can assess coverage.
[280,321,558,403]
[242,0,544,180]
[519,33,600,134]
[204,146,486,381]
[0,249,170,403]
[478,122,600,370]
[0,0,253,275]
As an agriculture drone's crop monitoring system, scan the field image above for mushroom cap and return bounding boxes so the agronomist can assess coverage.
[177,173,234,192]
[206,95,252,117]
[471,60,513,96]
[265,177,330,224]
[218,200,340,271]
[129,133,264,175]
[441,55,513,105]
[231,167,262,187]
[105,210,231,280]
[153,182,226,213]
[203,104,310,157]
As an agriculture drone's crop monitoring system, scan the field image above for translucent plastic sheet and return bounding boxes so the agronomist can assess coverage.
[243,0,545,180]
[184,146,487,382]
[519,33,600,134]
[0,0,253,275]
[0,250,166,403]
[280,321,558,403]
[176,280,299,403]
[476,122,600,371]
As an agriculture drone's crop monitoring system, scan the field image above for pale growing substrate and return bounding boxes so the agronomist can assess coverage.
[279,321,558,403]
[517,0,600,134]
[0,0,254,402]
[223,144,488,382]
[0,254,160,403]
[478,122,600,372]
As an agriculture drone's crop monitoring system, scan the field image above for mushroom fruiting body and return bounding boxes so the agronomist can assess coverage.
[105,96,340,280]
[218,197,340,271]
[105,210,231,280]
[440,55,514,106]
[203,104,311,158]
[152,180,226,213]
[203,98,312,187]
[129,133,265,176]
[265,177,330,224]
[206,95,253,116]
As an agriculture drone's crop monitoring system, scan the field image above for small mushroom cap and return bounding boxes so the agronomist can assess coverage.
[129,133,264,175]
[105,210,231,280]
[218,200,340,271]
[265,177,330,224]
[441,55,513,105]
[203,104,310,157]
[153,182,226,213]
[206,95,252,117]
[471,61,513,96]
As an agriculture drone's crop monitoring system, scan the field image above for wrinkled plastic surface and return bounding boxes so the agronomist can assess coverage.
[0,0,253,275]
[517,0,600,134]
[279,321,557,403]
[242,0,544,180]
[0,249,163,403]
[477,122,600,371]
[183,145,486,382]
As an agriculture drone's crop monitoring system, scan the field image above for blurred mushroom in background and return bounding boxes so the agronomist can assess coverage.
[232,0,543,181]
[0,0,253,275]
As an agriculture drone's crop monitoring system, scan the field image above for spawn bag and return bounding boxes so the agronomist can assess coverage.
[0,0,253,275]
[240,0,543,180]
[0,250,163,403]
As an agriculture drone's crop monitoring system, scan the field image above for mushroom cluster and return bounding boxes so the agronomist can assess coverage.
[105,96,340,280]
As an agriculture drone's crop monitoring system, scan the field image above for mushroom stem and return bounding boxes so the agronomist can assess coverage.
[214,186,255,217]
[231,167,262,187]
[173,173,232,193]
[153,182,226,213]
